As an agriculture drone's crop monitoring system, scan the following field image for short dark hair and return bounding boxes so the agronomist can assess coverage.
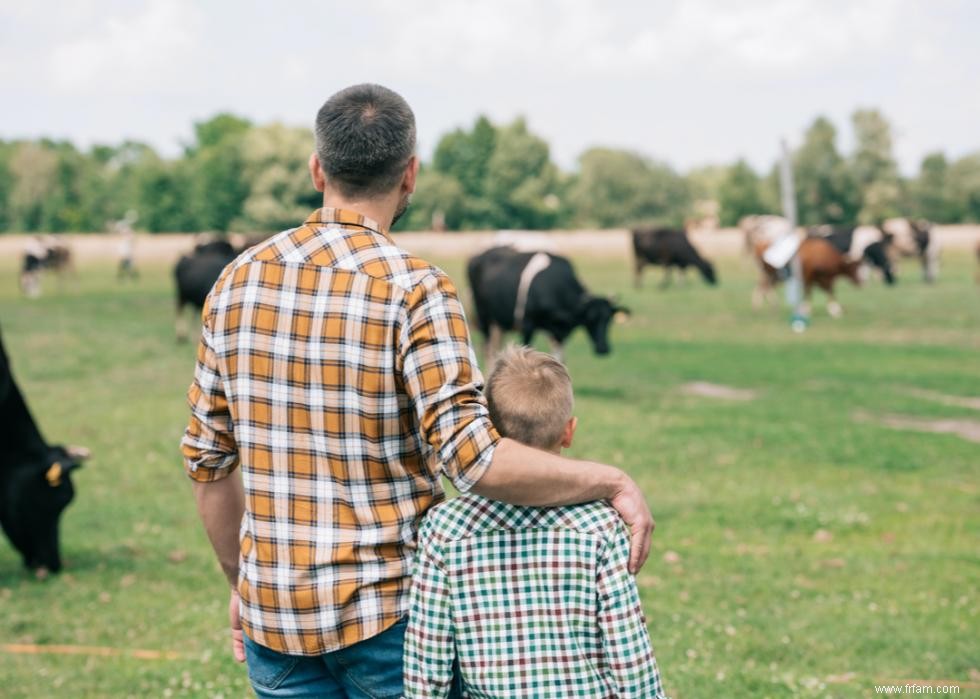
[314,84,416,199]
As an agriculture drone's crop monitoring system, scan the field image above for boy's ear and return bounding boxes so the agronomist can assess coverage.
[560,416,578,449]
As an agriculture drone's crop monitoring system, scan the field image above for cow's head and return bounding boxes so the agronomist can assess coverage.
[700,260,718,285]
[579,296,629,356]
[910,220,932,254]
[863,240,896,285]
[5,445,88,576]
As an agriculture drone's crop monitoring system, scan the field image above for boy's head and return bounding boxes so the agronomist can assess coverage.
[485,346,577,453]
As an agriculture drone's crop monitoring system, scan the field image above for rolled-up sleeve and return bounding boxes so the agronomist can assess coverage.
[399,271,499,492]
[181,299,239,482]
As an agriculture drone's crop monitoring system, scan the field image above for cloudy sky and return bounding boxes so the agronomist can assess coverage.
[2,0,978,174]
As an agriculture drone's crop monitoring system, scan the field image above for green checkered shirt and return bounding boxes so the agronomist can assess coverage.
[405,494,667,698]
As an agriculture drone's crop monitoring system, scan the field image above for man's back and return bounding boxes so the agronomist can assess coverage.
[405,494,666,698]
[182,208,499,655]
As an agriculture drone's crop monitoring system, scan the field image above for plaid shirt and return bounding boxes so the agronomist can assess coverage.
[405,494,667,698]
[181,208,500,655]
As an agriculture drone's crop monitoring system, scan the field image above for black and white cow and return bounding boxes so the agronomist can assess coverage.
[20,237,75,298]
[467,246,628,363]
[0,329,88,576]
[632,228,717,288]
[173,239,240,342]
[809,225,896,285]
[881,218,941,283]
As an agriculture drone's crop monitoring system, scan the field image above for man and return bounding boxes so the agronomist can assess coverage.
[182,83,653,698]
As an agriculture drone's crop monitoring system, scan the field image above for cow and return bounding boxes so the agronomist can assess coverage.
[467,246,629,364]
[0,329,89,577]
[752,237,862,318]
[882,218,941,283]
[739,215,793,254]
[20,236,75,298]
[173,239,241,342]
[809,225,896,285]
[631,228,717,288]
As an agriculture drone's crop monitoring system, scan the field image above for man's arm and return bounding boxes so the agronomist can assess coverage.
[192,474,244,587]
[180,287,246,661]
[404,524,455,698]
[470,438,653,573]
[596,525,668,698]
[399,271,653,572]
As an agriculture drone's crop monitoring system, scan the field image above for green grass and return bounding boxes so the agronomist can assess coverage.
[0,250,977,698]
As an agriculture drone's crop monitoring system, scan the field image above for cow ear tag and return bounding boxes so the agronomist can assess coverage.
[614,311,629,324]
[45,462,63,487]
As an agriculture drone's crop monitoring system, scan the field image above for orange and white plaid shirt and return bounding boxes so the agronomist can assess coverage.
[181,208,500,656]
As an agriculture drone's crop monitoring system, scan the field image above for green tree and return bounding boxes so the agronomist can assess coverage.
[717,160,766,226]
[947,152,980,222]
[0,141,14,230]
[911,153,952,221]
[8,141,58,231]
[138,158,196,232]
[570,148,689,228]
[850,109,901,223]
[398,167,466,231]
[793,117,858,225]
[432,115,496,199]
[234,123,317,232]
[484,118,563,229]
[187,113,252,231]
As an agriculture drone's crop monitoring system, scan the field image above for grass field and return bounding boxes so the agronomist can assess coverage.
[0,248,977,698]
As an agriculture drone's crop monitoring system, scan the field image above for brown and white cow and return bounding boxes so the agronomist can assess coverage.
[752,237,862,318]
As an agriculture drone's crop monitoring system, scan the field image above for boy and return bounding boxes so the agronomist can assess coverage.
[405,346,667,698]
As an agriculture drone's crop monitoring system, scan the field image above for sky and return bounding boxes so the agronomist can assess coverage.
[2,0,978,175]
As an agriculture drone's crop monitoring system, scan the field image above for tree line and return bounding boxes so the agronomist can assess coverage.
[1,109,977,235]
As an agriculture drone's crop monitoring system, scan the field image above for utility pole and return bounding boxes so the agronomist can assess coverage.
[779,138,808,332]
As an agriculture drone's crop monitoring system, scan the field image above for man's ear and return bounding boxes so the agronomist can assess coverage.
[560,416,578,449]
[308,153,326,193]
[402,155,419,195]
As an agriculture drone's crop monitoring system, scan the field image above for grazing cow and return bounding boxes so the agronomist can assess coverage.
[632,228,717,288]
[0,329,89,576]
[20,237,75,298]
[753,237,862,317]
[882,218,941,283]
[467,246,628,363]
[173,239,240,342]
[739,215,793,253]
[810,225,896,285]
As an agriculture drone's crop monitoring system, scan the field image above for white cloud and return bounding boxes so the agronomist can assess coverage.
[365,0,908,77]
[47,0,204,93]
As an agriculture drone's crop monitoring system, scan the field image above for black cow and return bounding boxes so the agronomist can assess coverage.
[809,225,896,285]
[467,246,628,362]
[632,228,717,288]
[0,330,88,576]
[174,239,240,342]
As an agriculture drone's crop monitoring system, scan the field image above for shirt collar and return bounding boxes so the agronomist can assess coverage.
[304,208,394,244]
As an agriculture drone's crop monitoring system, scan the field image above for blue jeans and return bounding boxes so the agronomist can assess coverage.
[244,618,408,698]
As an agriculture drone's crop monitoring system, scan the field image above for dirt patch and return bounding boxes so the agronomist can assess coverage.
[904,387,980,411]
[680,381,757,401]
[854,410,980,443]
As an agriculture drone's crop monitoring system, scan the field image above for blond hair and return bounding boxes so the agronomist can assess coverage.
[485,346,574,450]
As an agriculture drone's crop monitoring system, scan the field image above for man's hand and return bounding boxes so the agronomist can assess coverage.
[229,589,245,663]
[608,474,655,574]
[473,438,656,573]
